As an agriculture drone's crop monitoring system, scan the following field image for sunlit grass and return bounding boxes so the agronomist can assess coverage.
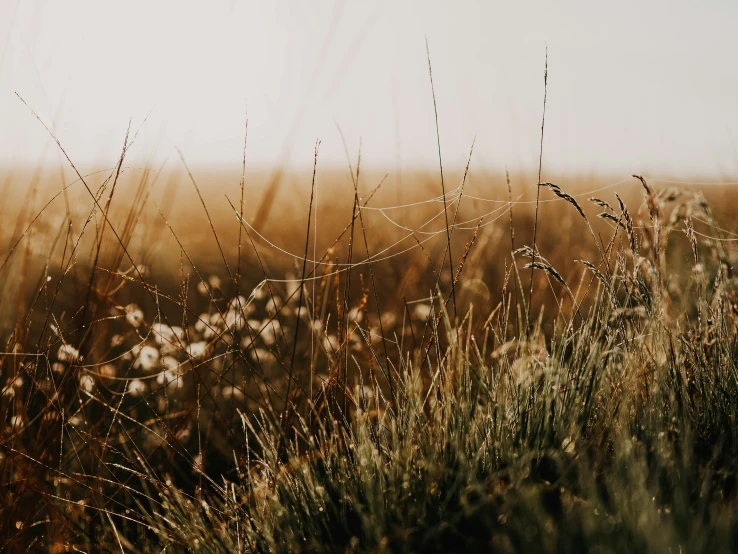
[1,149,737,553]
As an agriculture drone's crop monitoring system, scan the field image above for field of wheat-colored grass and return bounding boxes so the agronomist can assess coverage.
[1,152,738,552]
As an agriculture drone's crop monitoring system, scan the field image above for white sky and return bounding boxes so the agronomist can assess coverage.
[1,0,737,176]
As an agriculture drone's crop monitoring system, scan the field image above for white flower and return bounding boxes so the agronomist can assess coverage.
[348,307,363,323]
[157,369,176,386]
[208,312,225,328]
[380,311,397,330]
[128,379,147,395]
[57,344,81,363]
[9,415,25,431]
[260,319,281,345]
[221,385,244,400]
[228,295,248,311]
[323,334,338,352]
[152,324,184,346]
[225,309,246,331]
[186,341,207,360]
[286,277,300,300]
[125,304,144,328]
[99,364,117,379]
[368,326,382,344]
[194,314,211,335]
[266,297,284,316]
[250,281,266,300]
[161,356,180,372]
[135,346,160,372]
[79,374,95,393]
[240,334,255,349]
[249,348,271,363]
[412,303,432,321]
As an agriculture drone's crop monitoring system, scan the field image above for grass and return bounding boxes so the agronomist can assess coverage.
[1,124,738,552]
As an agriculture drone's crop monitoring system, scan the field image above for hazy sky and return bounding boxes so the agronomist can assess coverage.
[1,0,737,176]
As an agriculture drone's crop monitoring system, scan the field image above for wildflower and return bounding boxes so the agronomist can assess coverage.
[240,334,255,349]
[127,379,147,395]
[286,276,300,300]
[9,415,25,431]
[124,303,144,328]
[99,364,117,379]
[196,281,209,296]
[368,326,382,344]
[380,311,397,330]
[251,282,266,300]
[228,295,254,313]
[161,356,180,372]
[79,374,95,393]
[225,309,246,331]
[157,369,177,387]
[412,303,432,321]
[152,323,184,346]
[57,344,81,363]
[206,312,223,328]
[249,348,271,363]
[266,297,284,316]
[323,334,338,352]
[110,334,124,348]
[260,319,282,345]
[135,345,160,371]
[194,314,211,335]
[221,385,244,401]
[186,341,208,360]
[348,306,363,323]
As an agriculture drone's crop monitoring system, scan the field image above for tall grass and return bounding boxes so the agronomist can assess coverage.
[140,180,738,553]
[0,134,737,553]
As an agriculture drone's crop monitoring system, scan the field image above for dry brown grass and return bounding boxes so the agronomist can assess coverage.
[0,161,737,551]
